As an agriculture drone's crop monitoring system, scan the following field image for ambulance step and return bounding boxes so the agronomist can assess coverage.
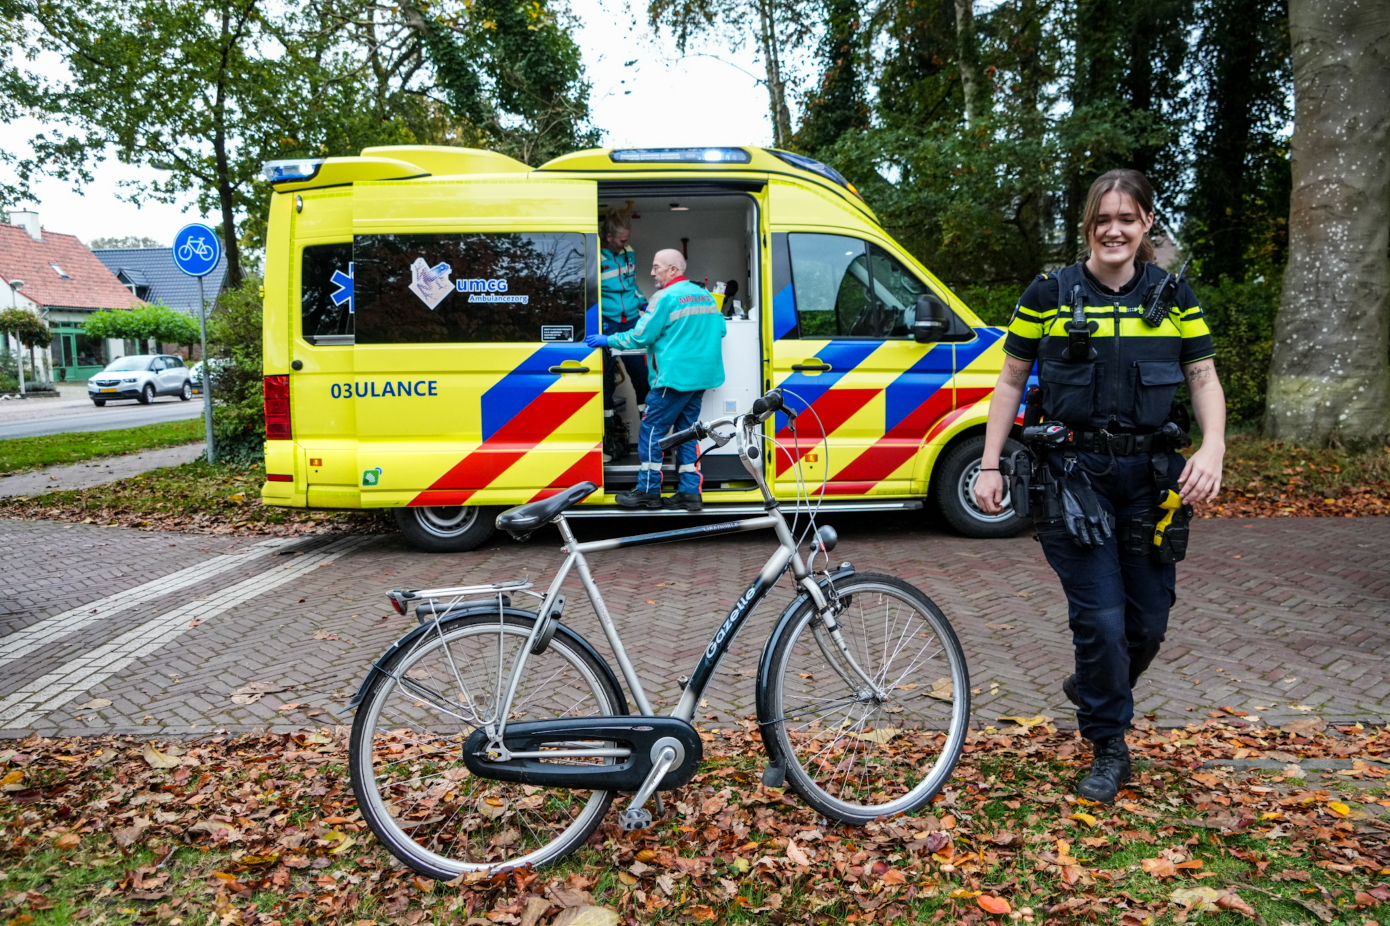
[565,499,923,518]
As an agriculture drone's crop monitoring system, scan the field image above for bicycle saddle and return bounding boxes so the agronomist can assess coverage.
[496,481,598,533]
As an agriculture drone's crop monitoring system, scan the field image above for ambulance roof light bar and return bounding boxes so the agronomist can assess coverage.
[262,159,326,184]
[609,147,752,164]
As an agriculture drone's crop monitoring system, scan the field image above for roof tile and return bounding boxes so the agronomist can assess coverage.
[0,223,144,311]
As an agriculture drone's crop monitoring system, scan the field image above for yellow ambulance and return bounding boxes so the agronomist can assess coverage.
[258,145,1025,551]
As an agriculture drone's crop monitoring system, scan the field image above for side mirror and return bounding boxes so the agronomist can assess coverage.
[913,294,949,343]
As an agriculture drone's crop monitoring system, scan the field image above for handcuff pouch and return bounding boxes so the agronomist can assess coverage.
[1122,510,1159,557]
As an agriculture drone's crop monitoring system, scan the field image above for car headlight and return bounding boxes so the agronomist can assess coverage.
[122,377,138,383]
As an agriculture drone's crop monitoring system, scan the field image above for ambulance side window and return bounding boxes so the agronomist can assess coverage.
[788,234,874,338]
[353,232,587,344]
[301,243,355,342]
[866,244,929,337]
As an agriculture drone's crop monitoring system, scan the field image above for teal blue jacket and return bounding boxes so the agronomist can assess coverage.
[600,246,645,325]
[608,277,726,392]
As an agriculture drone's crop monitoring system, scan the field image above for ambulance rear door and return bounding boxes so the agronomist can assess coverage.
[349,177,602,507]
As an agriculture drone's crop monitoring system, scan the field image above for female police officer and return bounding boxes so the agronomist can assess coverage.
[974,168,1227,803]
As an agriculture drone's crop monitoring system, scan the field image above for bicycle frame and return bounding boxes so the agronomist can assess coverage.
[450,408,887,760]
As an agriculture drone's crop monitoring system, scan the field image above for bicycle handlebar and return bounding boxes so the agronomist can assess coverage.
[656,389,786,452]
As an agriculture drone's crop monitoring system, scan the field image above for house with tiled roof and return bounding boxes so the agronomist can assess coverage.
[0,211,145,381]
[93,246,227,316]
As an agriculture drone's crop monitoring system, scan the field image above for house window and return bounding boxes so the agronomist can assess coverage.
[50,262,70,279]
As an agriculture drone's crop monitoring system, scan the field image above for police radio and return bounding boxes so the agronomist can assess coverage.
[1064,284,1097,361]
[1141,259,1191,328]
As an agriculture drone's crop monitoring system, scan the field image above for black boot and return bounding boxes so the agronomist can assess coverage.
[1062,674,1081,707]
[615,488,661,509]
[662,492,703,511]
[1077,735,1131,804]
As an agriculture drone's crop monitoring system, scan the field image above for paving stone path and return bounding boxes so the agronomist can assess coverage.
[0,444,206,497]
[0,513,1386,740]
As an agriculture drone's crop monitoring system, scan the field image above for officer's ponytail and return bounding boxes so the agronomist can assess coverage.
[1077,169,1158,265]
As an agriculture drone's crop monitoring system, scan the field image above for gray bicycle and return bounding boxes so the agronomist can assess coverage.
[346,388,971,878]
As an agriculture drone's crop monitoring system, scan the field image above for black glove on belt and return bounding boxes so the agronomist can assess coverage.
[1059,468,1113,549]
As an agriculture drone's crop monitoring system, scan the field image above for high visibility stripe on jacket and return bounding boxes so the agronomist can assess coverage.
[600,245,645,324]
[1003,261,1215,431]
[608,276,726,392]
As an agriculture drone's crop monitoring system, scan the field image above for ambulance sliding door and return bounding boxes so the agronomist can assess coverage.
[350,178,602,507]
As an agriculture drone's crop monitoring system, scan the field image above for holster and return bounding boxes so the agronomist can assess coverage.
[1123,491,1194,564]
[1155,499,1194,565]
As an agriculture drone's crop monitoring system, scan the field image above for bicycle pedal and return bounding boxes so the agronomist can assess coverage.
[618,808,653,831]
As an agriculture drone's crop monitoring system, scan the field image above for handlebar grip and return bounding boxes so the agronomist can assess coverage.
[658,425,702,451]
[750,389,785,417]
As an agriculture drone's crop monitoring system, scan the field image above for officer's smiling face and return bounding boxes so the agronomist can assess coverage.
[1088,190,1155,272]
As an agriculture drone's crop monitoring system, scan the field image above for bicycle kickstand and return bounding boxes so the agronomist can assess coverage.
[617,742,680,831]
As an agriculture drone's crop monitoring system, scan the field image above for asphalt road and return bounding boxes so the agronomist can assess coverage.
[0,394,207,439]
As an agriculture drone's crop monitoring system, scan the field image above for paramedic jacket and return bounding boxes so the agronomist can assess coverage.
[1003,261,1215,432]
[607,276,726,393]
[600,245,645,325]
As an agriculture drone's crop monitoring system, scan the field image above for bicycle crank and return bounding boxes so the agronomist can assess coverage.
[462,716,703,791]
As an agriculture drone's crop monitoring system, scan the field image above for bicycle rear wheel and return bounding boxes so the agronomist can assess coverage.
[760,573,970,823]
[350,613,624,877]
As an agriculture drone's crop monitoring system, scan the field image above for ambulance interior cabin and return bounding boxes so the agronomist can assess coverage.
[599,187,761,492]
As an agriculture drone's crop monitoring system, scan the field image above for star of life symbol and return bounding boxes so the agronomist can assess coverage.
[408,257,453,310]
[330,262,354,314]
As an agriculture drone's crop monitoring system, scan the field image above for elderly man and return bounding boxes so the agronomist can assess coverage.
[585,248,726,510]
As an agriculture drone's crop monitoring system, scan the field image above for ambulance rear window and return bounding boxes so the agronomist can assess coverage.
[353,233,587,345]
[301,243,355,342]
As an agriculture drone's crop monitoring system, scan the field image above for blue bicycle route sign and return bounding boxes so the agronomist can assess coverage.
[171,223,223,278]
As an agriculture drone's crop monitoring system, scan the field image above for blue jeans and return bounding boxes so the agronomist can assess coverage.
[1038,450,1184,740]
[602,317,650,414]
[637,387,705,494]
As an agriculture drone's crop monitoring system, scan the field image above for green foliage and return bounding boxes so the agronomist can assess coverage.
[206,276,266,464]
[793,0,869,157]
[953,284,1021,328]
[0,419,202,475]
[416,0,600,165]
[80,304,199,348]
[1192,276,1282,424]
[1182,0,1293,284]
[0,307,52,348]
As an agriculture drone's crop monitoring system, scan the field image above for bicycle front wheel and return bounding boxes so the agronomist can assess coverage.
[350,613,625,877]
[760,573,970,823]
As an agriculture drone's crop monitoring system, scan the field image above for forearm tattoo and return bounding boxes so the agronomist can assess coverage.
[1005,363,1030,385]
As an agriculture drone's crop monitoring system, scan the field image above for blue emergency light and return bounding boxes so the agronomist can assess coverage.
[609,147,751,164]
[262,159,326,184]
[767,150,852,190]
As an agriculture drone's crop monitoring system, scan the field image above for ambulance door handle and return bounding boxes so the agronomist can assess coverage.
[549,365,590,374]
[792,363,832,372]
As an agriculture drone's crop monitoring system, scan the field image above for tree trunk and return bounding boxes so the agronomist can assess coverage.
[756,0,793,147]
[213,6,243,288]
[953,0,985,128]
[1264,0,1390,446]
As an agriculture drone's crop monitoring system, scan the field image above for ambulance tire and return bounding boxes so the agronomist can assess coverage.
[393,505,498,553]
[931,435,1030,539]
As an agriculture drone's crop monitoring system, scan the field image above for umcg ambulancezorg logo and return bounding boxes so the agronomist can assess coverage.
[362,467,382,487]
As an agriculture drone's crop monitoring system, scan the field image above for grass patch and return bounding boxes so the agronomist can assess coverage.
[0,419,205,475]
[1,721,1387,926]
[0,459,386,535]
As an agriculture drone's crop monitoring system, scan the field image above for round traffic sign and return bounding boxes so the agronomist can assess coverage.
[171,223,223,278]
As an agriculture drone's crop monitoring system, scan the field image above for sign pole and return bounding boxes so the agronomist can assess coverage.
[197,274,214,463]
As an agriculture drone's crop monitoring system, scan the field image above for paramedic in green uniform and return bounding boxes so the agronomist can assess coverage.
[599,212,650,454]
[974,169,1227,804]
[586,248,726,510]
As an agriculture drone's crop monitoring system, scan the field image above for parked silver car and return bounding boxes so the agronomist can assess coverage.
[89,354,194,406]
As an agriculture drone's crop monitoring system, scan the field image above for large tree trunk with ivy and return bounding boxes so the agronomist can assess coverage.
[755,0,794,147]
[1264,0,1390,446]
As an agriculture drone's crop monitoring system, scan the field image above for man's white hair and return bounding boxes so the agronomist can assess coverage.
[654,248,687,272]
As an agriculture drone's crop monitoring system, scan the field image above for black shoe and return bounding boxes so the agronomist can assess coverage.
[662,492,703,511]
[1077,735,1132,804]
[1062,674,1081,707]
[615,489,662,509]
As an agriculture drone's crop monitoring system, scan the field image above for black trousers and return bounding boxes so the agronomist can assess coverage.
[1037,450,1184,740]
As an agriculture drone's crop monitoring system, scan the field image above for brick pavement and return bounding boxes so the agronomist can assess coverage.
[0,513,1386,739]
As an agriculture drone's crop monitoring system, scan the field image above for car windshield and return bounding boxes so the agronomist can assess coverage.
[103,356,153,372]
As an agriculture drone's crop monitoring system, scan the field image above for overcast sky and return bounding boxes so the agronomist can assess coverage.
[10,0,785,247]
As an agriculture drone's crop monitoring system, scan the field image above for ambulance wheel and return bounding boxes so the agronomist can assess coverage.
[932,435,1030,539]
[393,505,498,553]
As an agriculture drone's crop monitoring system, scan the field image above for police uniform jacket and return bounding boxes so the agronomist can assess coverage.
[1004,261,1215,432]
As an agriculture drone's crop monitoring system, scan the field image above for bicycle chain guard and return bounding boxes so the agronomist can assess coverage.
[462,716,703,792]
